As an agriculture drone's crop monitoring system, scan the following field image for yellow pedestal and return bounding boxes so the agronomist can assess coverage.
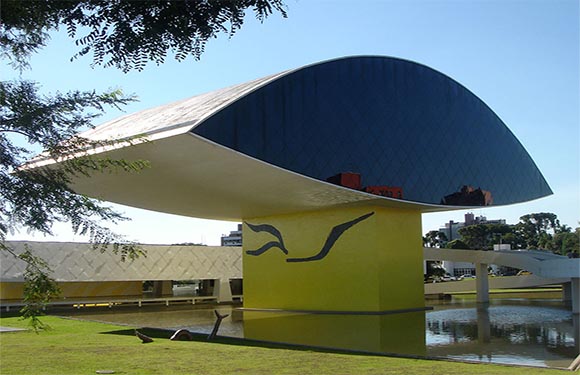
[243,206,424,312]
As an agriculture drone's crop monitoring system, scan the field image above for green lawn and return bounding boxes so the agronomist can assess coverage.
[0,316,567,375]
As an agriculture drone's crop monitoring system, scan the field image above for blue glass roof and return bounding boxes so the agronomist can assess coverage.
[192,56,552,207]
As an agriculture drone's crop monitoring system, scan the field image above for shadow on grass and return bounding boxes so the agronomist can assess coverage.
[101,327,464,363]
[101,327,389,358]
[101,328,572,372]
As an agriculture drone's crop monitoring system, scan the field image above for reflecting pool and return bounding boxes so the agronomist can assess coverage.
[59,299,578,369]
[425,302,578,368]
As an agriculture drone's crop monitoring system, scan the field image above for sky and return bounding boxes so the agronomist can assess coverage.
[5,0,579,246]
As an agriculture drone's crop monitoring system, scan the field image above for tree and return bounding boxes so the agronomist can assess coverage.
[1,0,287,329]
[485,223,514,249]
[515,212,563,250]
[422,230,448,248]
[445,239,470,249]
[0,80,148,330]
[500,230,526,250]
[457,224,490,250]
[1,0,287,72]
[1,80,147,251]
[424,261,446,280]
[549,228,579,256]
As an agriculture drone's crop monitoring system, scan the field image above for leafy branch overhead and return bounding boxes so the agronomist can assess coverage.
[0,80,148,329]
[0,80,147,258]
[1,0,287,329]
[1,0,288,72]
[0,243,61,331]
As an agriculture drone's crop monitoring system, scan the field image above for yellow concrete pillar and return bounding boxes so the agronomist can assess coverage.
[243,206,424,313]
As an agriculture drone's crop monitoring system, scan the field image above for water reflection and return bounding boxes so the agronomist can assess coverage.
[574,314,580,355]
[477,306,490,343]
[426,304,578,367]
[243,310,426,356]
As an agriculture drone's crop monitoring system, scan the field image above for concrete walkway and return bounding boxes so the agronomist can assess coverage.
[424,247,580,313]
[424,274,568,294]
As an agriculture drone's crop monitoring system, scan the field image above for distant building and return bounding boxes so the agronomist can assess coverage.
[1,241,242,306]
[438,213,506,277]
[442,260,476,277]
[221,224,242,246]
[439,212,506,242]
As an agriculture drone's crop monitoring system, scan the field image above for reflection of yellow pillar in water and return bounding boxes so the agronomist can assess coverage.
[477,305,491,344]
[242,205,426,353]
[243,206,424,312]
[243,310,426,356]
[573,314,580,356]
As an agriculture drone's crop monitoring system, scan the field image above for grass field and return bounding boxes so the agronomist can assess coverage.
[0,315,569,375]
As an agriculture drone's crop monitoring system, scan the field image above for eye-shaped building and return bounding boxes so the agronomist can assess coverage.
[51,56,551,317]
[191,56,551,208]
[69,55,551,219]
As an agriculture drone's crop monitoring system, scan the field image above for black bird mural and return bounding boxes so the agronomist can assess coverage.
[244,222,289,256]
[244,212,374,263]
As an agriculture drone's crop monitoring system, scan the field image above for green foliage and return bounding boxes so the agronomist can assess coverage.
[457,224,489,249]
[549,230,579,256]
[445,239,470,249]
[514,212,561,250]
[0,80,148,329]
[422,230,447,248]
[439,212,576,253]
[457,223,514,250]
[425,260,446,278]
[1,0,288,72]
[17,247,61,332]
[0,80,148,255]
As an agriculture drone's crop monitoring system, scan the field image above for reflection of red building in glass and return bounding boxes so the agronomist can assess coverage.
[326,172,362,190]
[441,185,493,206]
[326,173,403,199]
[363,186,403,199]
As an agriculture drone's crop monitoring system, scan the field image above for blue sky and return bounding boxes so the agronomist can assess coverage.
[6,0,579,245]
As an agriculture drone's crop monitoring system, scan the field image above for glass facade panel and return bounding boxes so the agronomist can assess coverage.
[192,56,552,206]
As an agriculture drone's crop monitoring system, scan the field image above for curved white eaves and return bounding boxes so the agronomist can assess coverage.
[67,132,452,221]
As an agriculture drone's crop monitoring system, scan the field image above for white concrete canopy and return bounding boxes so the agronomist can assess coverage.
[64,132,447,221]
